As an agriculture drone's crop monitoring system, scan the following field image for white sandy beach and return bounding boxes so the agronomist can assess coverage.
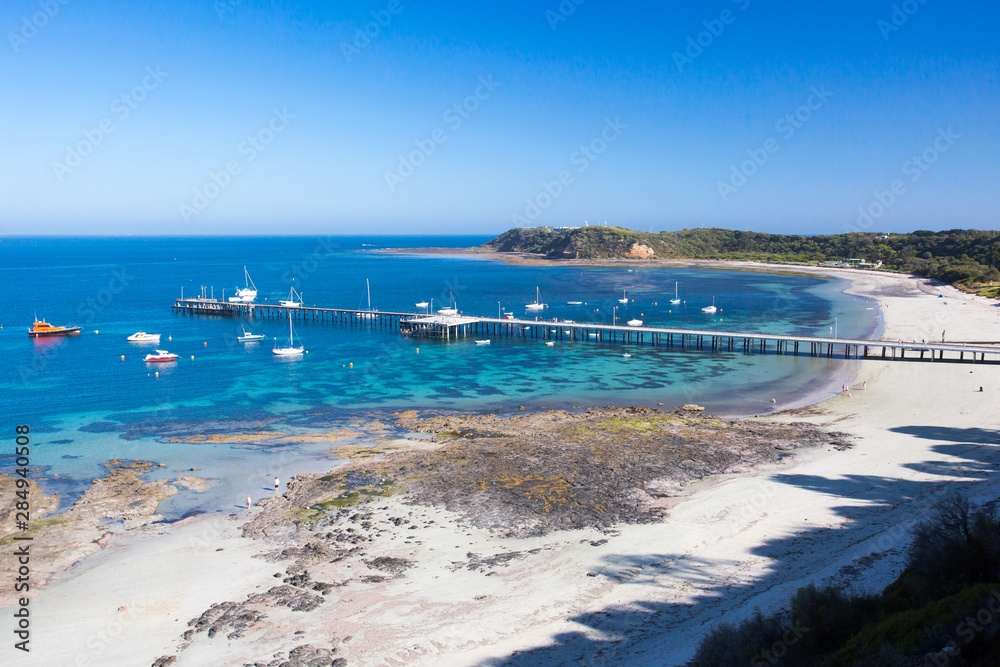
[5,267,1000,667]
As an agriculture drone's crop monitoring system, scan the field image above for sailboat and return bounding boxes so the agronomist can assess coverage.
[701,297,718,314]
[437,291,458,315]
[272,318,303,356]
[525,287,545,311]
[669,281,681,305]
[238,324,266,342]
[279,286,303,308]
[618,289,628,304]
[359,279,378,319]
[228,266,258,303]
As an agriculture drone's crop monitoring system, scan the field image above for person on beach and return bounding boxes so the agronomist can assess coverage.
[863,380,867,390]
[274,477,280,492]
[246,495,252,510]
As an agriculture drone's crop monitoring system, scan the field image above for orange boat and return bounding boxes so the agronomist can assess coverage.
[28,318,82,337]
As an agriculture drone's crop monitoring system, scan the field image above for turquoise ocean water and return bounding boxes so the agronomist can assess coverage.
[0,236,879,517]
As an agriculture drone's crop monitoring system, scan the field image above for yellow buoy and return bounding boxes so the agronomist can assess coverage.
[155,371,159,377]
[349,362,353,367]
[190,355,194,360]
[120,355,125,361]
[94,330,99,334]
[203,341,207,347]
[416,348,419,353]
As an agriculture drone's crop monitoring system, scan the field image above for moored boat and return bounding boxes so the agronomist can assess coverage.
[279,286,303,308]
[238,324,266,342]
[627,319,643,326]
[127,331,160,342]
[28,318,81,337]
[228,266,258,303]
[526,287,545,311]
[273,318,304,356]
[144,349,178,362]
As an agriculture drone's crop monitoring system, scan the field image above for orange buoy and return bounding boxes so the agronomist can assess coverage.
[155,371,159,377]
[203,341,207,347]
[349,362,353,367]
[121,355,125,361]
[190,355,194,360]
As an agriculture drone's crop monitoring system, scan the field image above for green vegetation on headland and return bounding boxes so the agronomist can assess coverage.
[481,226,1000,293]
[689,492,1000,666]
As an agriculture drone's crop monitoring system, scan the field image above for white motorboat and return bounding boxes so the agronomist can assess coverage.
[567,301,583,305]
[127,331,160,342]
[669,281,681,305]
[279,286,303,308]
[544,341,555,346]
[272,318,304,356]
[623,353,632,358]
[702,297,718,314]
[228,266,258,303]
[618,289,628,304]
[238,324,266,342]
[525,287,545,311]
[627,319,643,326]
[144,349,178,362]
[475,339,491,345]
[415,301,429,311]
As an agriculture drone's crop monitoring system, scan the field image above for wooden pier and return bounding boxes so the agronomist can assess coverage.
[172,298,999,364]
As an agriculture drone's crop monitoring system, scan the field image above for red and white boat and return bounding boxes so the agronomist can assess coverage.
[143,349,179,362]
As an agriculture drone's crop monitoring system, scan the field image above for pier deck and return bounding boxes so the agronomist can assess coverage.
[172,298,999,364]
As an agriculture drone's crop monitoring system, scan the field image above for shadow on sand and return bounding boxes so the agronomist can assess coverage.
[483,426,1000,666]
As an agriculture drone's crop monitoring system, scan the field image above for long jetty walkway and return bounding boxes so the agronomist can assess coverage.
[172,298,999,364]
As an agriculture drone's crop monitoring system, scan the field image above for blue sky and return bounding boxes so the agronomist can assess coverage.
[1,0,997,236]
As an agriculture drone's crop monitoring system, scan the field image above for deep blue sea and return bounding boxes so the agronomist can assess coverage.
[0,236,879,517]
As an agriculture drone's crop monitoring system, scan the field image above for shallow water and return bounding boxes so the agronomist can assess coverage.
[0,237,879,516]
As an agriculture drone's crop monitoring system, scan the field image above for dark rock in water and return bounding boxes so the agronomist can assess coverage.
[79,421,120,433]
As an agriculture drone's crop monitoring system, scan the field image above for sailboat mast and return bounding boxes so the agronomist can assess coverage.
[366,279,371,311]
